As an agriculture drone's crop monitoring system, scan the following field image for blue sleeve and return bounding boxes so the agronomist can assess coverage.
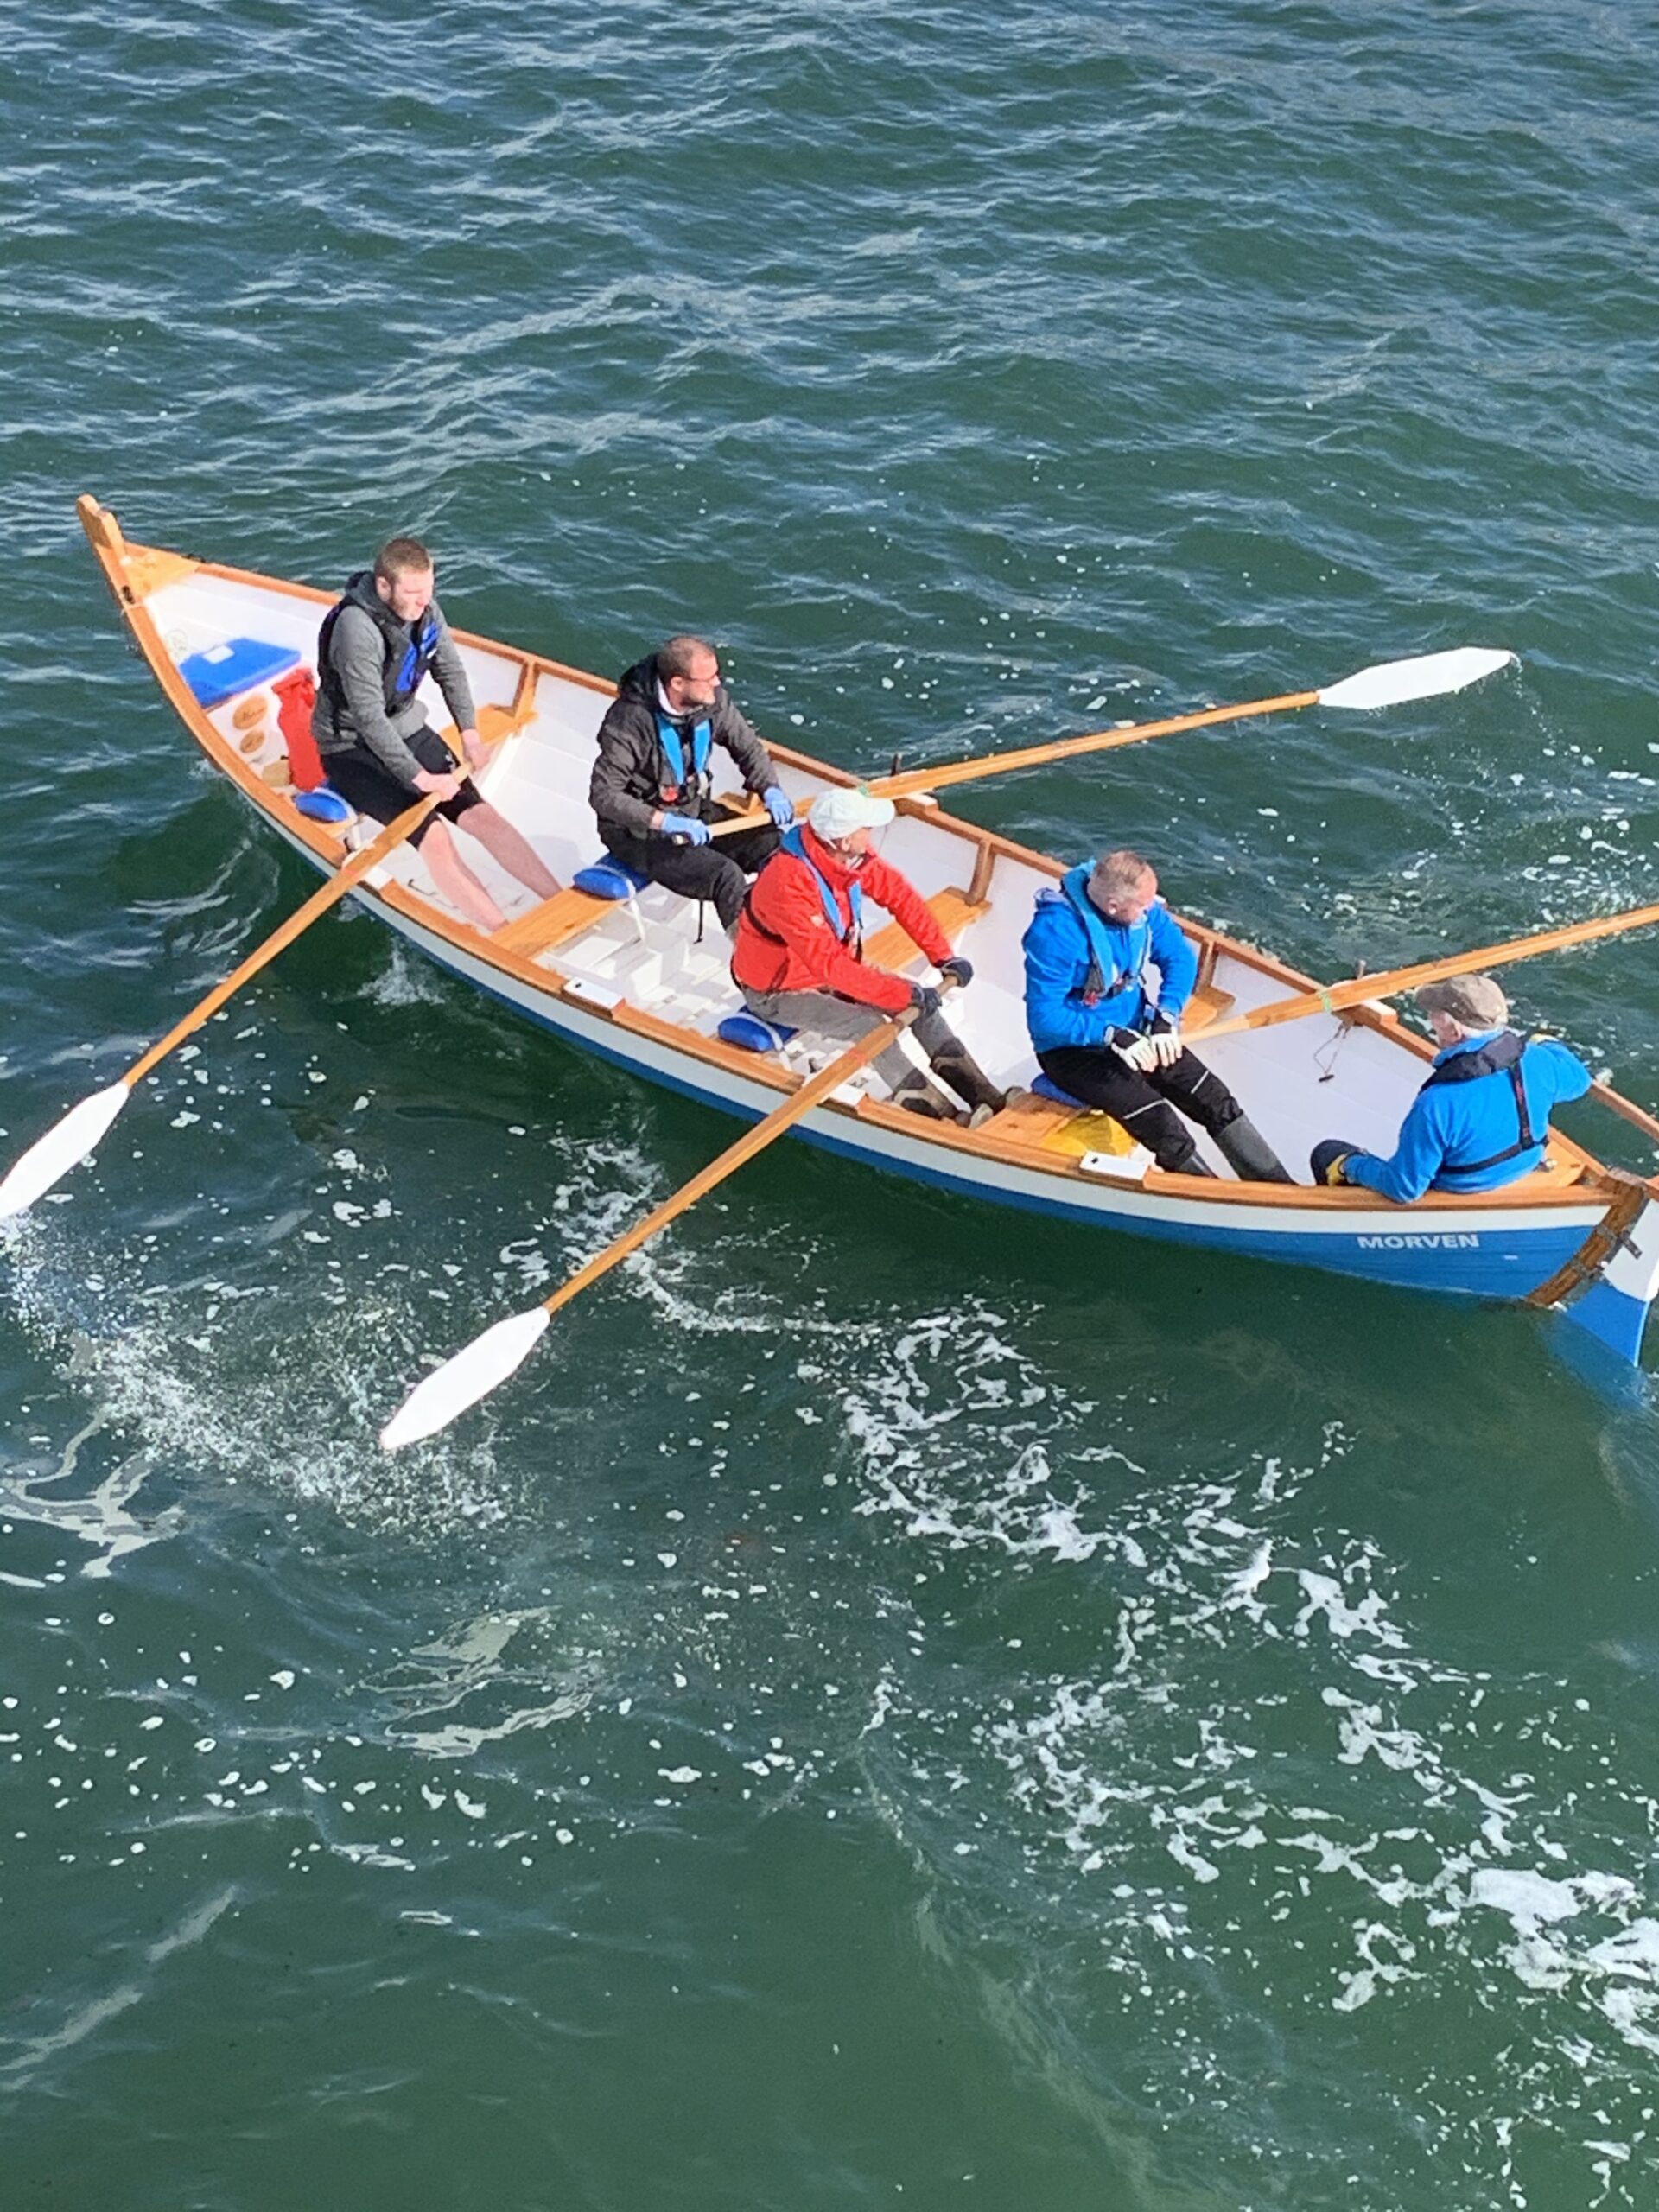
[1147,903,1198,1019]
[1532,1037,1592,1106]
[1342,1092,1451,1205]
[1022,906,1108,1051]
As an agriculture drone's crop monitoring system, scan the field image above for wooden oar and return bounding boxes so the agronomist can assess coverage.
[0,788,448,1218]
[708,647,1515,835]
[1197,899,1659,1047]
[381,992,940,1448]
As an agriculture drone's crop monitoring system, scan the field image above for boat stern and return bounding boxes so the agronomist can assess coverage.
[1550,1179,1659,1368]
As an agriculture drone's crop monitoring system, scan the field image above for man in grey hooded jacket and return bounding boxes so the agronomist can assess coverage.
[313,537,560,931]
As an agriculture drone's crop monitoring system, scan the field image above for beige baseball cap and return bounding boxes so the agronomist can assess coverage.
[1416,972,1510,1029]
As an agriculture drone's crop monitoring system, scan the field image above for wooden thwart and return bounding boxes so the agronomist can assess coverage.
[493,886,625,959]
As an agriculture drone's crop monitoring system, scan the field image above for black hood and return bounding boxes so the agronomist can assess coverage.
[615,652,664,709]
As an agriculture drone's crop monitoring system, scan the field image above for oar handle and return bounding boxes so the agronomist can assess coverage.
[708,803,791,842]
[124,778,462,1087]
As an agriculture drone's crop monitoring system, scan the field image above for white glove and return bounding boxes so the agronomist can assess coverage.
[1110,1028,1160,1074]
[1150,1024,1184,1068]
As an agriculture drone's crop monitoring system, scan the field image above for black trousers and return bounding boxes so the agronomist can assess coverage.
[1037,1043,1247,1173]
[601,815,780,930]
[322,726,483,849]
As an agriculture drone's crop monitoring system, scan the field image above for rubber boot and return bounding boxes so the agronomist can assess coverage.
[930,1042,1008,1118]
[890,1071,969,1127]
[1213,1112,1294,1185]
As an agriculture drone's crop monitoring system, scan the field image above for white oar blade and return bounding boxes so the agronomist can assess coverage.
[1317,646,1516,713]
[0,1083,131,1220]
[379,1306,550,1451]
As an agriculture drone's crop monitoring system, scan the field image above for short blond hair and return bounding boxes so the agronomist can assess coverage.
[1091,848,1154,900]
[374,536,433,583]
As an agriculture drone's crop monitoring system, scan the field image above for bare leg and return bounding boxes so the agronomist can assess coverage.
[459,803,562,903]
[418,818,508,931]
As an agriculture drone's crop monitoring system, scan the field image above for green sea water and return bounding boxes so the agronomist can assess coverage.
[5,4,1659,2206]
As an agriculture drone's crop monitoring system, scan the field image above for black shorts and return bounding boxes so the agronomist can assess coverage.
[322,726,482,848]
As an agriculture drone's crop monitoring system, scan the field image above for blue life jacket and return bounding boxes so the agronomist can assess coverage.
[655,710,713,805]
[1022,864,1198,1052]
[1057,863,1153,1007]
[318,570,442,716]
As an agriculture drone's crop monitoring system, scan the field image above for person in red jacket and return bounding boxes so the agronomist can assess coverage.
[730,785,1006,1123]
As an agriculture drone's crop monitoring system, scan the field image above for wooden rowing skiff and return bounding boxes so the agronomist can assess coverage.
[76,496,1659,1369]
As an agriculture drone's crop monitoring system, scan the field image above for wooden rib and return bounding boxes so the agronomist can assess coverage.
[965,838,996,906]
[861,887,988,973]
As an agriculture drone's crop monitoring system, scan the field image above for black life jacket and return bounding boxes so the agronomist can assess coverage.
[317,572,442,718]
[1420,1029,1539,1176]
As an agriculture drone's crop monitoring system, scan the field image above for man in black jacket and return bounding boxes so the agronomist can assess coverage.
[588,635,793,928]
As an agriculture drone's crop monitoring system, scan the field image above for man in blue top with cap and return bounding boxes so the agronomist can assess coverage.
[1312,972,1592,1198]
[1021,848,1291,1180]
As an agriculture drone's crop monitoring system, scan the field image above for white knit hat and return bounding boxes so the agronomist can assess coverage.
[809,785,896,842]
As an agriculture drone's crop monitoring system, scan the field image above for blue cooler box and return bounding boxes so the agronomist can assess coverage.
[180,637,301,709]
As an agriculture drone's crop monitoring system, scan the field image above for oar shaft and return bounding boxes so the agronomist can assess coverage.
[1588,1083,1659,1152]
[1201,900,1659,1044]
[877,690,1319,800]
[540,1007,916,1319]
[711,687,1321,836]
[124,791,440,1086]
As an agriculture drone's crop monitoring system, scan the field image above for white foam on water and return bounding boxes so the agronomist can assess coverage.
[362,940,447,1007]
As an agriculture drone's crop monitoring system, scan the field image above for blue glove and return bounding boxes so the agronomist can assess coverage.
[938,956,973,990]
[660,811,710,847]
[909,984,942,1022]
[761,785,795,829]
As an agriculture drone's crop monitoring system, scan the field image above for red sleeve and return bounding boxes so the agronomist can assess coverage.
[748,854,913,1013]
[861,855,953,968]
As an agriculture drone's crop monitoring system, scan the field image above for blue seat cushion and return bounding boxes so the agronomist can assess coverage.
[292,784,353,824]
[180,637,301,709]
[718,1012,799,1054]
[1033,1071,1090,1108]
[574,859,651,900]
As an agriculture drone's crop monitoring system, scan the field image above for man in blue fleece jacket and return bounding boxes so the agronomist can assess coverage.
[1021,849,1291,1180]
[1312,972,1591,1198]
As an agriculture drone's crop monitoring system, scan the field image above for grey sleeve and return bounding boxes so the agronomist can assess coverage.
[329,607,427,785]
[588,712,659,840]
[715,694,779,792]
[427,607,477,734]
